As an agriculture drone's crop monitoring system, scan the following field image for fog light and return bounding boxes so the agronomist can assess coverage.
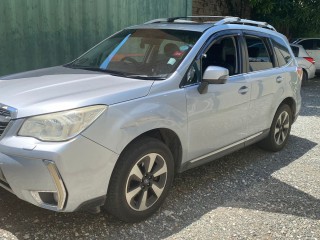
[53,192,59,203]
[31,191,58,209]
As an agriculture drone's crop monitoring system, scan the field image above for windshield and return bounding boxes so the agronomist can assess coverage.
[67,29,201,79]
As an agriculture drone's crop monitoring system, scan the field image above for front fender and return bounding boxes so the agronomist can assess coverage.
[82,89,188,161]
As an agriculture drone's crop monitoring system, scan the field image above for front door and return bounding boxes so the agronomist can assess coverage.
[185,34,250,161]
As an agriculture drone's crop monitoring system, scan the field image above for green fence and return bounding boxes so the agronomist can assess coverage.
[0,0,192,76]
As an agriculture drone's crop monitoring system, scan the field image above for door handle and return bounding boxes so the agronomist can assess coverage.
[238,86,249,95]
[276,76,283,83]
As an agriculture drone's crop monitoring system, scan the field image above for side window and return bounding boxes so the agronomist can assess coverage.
[185,60,201,85]
[245,36,273,72]
[299,40,314,50]
[201,36,239,76]
[271,36,292,67]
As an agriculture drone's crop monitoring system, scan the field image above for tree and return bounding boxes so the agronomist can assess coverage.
[249,0,320,38]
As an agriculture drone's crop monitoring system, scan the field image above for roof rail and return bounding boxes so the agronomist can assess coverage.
[144,16,277,31]
[144,18,171,24]
[144,16,237,24]
[215,18,276,31]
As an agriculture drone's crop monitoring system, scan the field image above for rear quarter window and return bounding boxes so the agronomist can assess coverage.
[271,36,292,67]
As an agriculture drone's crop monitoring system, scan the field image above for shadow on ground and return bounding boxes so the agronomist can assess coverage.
[0,134,318,239]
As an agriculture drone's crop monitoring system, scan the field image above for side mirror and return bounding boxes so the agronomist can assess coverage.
[198,66,229,94]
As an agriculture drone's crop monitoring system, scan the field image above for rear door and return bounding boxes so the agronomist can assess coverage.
[243,31,288,135]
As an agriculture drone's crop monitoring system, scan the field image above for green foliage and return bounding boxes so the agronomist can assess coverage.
[249,0,320,38]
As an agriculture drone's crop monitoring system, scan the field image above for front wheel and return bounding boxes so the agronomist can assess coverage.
[258,104,292,152]
[104,137,174,222]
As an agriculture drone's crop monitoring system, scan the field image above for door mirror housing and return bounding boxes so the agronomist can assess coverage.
[198,66,229,94]
[203,66,229,84]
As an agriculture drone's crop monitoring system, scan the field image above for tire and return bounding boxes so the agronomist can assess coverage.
[258,104,292,152]
[104,137,174,222]
[301,70,308,86]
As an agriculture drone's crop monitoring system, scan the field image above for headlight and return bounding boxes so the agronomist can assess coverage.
[18,105,107,141]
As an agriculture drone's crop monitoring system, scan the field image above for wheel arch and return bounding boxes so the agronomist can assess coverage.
[117,128,183,174]
[279,97,296,121]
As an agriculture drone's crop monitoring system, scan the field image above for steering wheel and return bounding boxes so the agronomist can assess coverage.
[121,56,139,64]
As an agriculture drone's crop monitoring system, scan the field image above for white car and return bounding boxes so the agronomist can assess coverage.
[0,16,302,222]
[290,44,316,81]
[293,38,320,74]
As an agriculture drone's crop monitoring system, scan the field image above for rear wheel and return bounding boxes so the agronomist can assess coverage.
[104,137,174,222]
[301,69,308,86]
[259,104,292,152]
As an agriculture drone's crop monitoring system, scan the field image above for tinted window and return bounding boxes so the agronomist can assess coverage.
[271,37,292,67]
[291,46,299,57]
[315,40,320,50]
[202,36,239,76]
[245,36,273,72]
[299,39,314,50]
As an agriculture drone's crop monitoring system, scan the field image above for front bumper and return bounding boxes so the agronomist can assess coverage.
[0,121,119,212]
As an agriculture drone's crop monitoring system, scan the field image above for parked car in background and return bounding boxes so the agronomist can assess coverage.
[290,44,316,82]
[293,38,320,74]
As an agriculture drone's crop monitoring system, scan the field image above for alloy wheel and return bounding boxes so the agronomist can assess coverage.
[274,111,290,145]
[125,153,168,211]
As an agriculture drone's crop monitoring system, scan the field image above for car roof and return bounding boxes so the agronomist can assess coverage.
[296,38,320,40]
[290,43,303,48]
[294,38,320,44]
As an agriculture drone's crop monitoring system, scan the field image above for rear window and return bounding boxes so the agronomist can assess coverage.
[299,39,314,50]
[271,36,292,67]
[315,39,320,50]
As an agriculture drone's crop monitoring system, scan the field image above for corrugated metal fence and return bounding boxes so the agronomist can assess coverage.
[0,0,192,76]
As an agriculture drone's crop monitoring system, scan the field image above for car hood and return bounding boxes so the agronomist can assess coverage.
[0,66,154,118]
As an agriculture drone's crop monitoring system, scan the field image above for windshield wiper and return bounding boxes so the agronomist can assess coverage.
[125,75,166,80]
[66,65,127,76]
[65,65,167,80]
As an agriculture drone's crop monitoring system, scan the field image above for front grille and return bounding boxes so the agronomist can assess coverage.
[0,122,9,137]
[0,108,10,117]
[0,106,12,137]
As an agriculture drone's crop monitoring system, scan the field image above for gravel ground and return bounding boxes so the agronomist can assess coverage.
[1,77,320,240]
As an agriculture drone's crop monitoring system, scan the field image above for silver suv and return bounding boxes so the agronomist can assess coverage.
[0,16,301,222]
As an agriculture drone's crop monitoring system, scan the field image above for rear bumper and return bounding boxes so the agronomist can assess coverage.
[306,64,316,79]
[0,133,119,212]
